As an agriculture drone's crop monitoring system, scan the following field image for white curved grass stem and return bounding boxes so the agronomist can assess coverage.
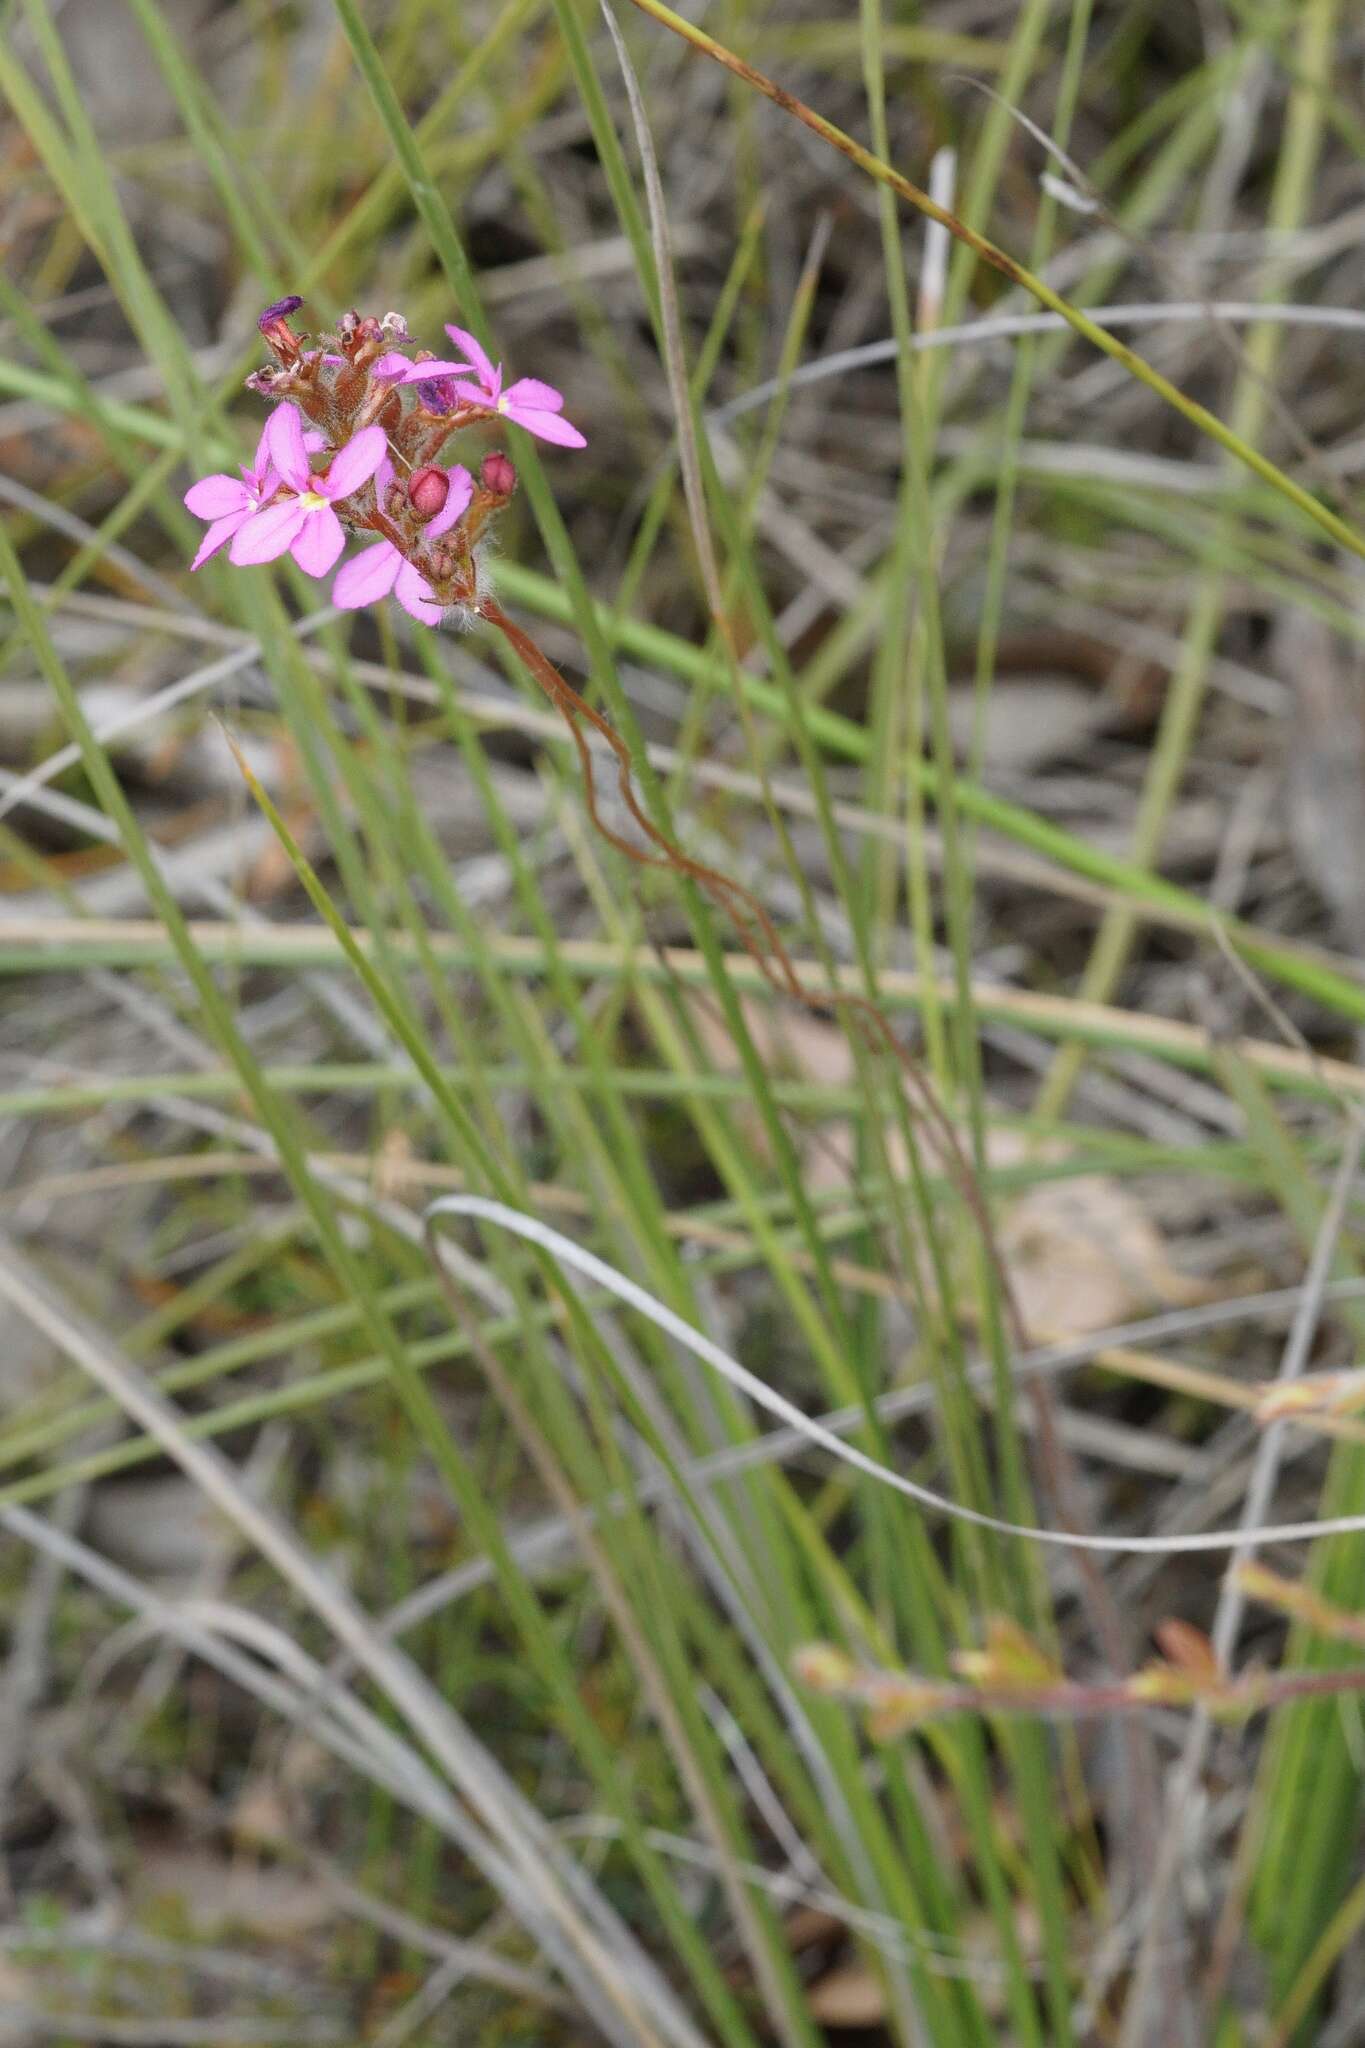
[427,1193,1365,1558]
[712,300,1365,423]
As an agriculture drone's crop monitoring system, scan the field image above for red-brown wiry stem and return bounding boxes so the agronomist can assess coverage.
[807,1657,1365,1729]
[477,599,1154,1797]
[479,599,1034,1342]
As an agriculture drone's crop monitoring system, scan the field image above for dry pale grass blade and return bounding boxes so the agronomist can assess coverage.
[6,919,1364,1103]
[0,1240,706,2048]
[711,300,1365,421]
[424,1196,1365,1557]
[0,1503,464,1834]
[0,607,336,831]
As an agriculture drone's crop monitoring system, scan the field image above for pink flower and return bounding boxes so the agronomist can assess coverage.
[371,351,473,384]
[443,324,585,447]
[184,419,290,571]
[332,463,473,625]
[229,405,388,578]
[370,351,475,416]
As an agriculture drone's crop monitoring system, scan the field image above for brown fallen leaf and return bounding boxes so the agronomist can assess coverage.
[134,1847,335,1942]
[1279,609,1365,951]
[996,1161,1208,1343]
[805,1959,886,2029]
[86,1475,231,1580]
[685,993,1203,1337]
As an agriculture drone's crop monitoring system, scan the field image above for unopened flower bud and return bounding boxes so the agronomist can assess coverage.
[481,450,517,498]
[258,295,304,360]
[408,465,451,521]
[791,1643,857,1693]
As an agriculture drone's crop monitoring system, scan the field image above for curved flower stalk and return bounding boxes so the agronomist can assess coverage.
[185,299,1028,1367]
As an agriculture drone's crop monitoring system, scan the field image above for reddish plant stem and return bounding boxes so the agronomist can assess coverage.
[844,1663,1365,1726]
[479,600,1151,1839]
[479,599,1029,1341]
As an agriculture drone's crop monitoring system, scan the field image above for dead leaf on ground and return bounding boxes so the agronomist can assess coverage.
[806,1959,886,2028]
[1278,609,1365,951]
[684,995,1204,1336]
[947,677,1109,776]
[998,1169,1208,1343]
[134,1848,335,1943]
[86,1475,232,1580]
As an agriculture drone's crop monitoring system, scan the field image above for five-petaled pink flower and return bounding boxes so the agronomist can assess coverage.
[332,461,473,625]
[229,405,388,577]
[372,333,585,446]
[183,418,315,571]
[443,324,586,447]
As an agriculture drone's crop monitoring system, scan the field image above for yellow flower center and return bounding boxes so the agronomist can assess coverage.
[298,489,327,511]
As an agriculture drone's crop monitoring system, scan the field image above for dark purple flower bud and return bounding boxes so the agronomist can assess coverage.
[416,376,459,415]
[258,296,305,362]
[408,465,451,521]
[481,450,517,499]
[259,295,304,330]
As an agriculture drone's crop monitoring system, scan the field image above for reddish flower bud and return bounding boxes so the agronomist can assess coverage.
[259,294,303,332]
[408,465,451,521]
[258,296,304,361]
[481,451,517,499]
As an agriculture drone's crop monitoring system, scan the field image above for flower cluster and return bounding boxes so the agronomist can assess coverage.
[184,297,585,626]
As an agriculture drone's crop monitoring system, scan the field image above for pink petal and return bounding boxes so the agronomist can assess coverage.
[444,324,495,390]
[249,419,273,479]
[333,541,402,608]
[502,376,564,412]
[504,404,586,448]
[375,452,396,500]
[184,472,248,519]
[394,560,444,626]
[370,351,417,380]
[265,403,311,489]
[427,465,473,538]
[290,505,346,576]
[409,357,478,381]
[303,427,329,454]
[229,499,307,565]
[450,379,496,412]
[189,511,247,569]
[321,424,388,500]
[384,357,477,386]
